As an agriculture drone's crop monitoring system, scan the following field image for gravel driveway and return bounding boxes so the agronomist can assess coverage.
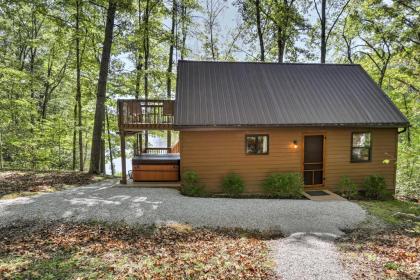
[0,180,365,280]
[0,180,365,235]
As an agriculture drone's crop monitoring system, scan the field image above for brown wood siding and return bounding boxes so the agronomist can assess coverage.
[324,128,397,191]
[180,128,397,193]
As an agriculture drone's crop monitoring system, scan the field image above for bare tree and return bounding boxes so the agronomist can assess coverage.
[203,0,225,60]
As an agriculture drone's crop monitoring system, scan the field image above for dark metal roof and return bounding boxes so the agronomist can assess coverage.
[174,60,409,128]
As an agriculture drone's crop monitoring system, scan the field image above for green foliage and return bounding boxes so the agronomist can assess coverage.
[363,175,388,200]
[221,173,245,196]
[396,138,420,201]
[384,262,400,271]
[337,176,358,199]
[262,173,303,198]
[181,170,205,197]
[336,0,419,200]
[0,0,191,173]
[357,200,420,227]
[0,0,417,198]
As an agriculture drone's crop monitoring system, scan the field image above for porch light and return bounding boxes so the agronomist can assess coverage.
[293,140,298,149]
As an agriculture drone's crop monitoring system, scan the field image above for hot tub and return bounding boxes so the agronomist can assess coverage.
[131,153,180,182]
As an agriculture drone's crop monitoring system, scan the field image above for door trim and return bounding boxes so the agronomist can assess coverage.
[301,132,327,187]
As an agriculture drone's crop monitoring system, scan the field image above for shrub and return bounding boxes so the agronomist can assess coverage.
[363,175,387,199]
[262,173,304,198]
[337,176,358,199]
[221,173,245,196]
[181,171,205,197]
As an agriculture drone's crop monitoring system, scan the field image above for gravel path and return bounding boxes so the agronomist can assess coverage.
[0,180,365,235]
[270,233,352,280]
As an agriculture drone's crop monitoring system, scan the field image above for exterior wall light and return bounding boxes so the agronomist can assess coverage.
[293,140,298,149]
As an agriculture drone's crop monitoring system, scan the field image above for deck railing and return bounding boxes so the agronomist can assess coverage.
[143,147,172,154]
[118,99,174,130]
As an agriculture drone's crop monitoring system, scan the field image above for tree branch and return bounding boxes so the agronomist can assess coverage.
[313,0,322,22]
[326,0,351,43]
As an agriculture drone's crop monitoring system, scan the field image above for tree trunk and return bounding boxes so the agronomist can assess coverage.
[134,0,143,153]
[76,0,84,171]
[210,25,216,60]
[100,138,106,174]
[167,0,176,148]
[402,92,411,145]
[0,131,4,170]
[72,103,77,170]
[180,2,187,60]
[41,53,53,119]
[143,0,150,100]
[277,26,285,63]
[84,130,89,164]
[120,132,127,184]
[143,0,150,149]
[106,107,114,176]
[135,0,142,99]
[89,0,117,174]
[320,0,326,63]
[255,0,265,61]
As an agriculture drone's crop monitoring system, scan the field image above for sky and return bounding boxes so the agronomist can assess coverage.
[186,0,320,62]
[119,0,323,73]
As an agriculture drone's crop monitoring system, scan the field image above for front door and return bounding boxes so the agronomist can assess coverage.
[303,135,324,186]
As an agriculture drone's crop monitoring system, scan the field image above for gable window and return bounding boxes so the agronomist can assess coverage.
[246,135,268,155]
[351,132,371,162]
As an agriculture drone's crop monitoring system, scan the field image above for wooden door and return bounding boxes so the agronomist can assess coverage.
[303,135,324,186]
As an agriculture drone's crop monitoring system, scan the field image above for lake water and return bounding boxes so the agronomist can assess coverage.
[105,133,171,175]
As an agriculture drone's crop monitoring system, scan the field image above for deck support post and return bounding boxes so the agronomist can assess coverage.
[120,131,127,184]
[139,132,143,154]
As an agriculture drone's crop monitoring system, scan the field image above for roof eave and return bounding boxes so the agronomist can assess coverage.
[174,122,410,130]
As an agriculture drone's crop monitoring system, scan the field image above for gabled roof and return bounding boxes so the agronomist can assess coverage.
[174,60,408,128]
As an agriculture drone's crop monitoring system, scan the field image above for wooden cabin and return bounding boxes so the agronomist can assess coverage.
[118,61,409,193]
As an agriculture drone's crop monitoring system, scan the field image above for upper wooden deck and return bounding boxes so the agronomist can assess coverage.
[117,99,175,131]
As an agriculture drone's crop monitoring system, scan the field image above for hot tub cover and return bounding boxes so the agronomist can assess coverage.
[132,153,180,165]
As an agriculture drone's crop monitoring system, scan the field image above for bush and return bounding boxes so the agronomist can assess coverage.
[262,173,303,198]
[181,171,205,197]
[363,175,387,199]
[337,176,358,199]
[221,173,245,196]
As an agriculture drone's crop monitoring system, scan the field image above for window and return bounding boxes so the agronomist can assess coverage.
[245,135,268,155]
[351,132,371,162]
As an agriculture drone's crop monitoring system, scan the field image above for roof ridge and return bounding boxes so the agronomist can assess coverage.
[178,60,360,66]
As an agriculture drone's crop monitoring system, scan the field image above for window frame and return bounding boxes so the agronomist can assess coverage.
[350,131,372,163]
[245,134,269,155]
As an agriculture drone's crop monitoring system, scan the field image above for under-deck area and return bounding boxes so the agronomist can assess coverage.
[118,99,179,184]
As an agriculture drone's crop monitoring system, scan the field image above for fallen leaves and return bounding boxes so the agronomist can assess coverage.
[337,228,420,280]
[0,171,104,198]
[0,222,278,279]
